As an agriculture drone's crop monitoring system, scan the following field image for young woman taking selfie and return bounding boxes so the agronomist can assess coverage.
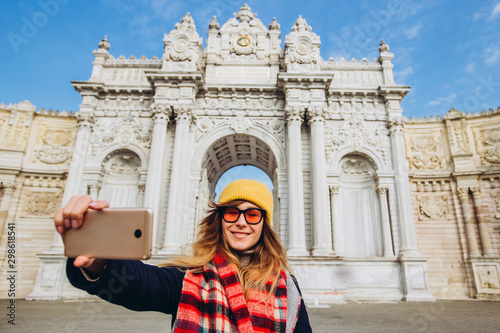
[55,179,312,332]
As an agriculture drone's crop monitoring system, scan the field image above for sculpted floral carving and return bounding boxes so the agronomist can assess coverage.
[479,128,500,164]
[23,191,63,217]
[419,195,449,220]
[340,157,374,175]
[103,152,141,175]
[406,134,444,170]
[230,115,252,133]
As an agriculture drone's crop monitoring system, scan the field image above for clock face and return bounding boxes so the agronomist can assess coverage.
[236,36,251,48]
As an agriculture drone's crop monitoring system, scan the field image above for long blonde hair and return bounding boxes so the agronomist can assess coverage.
[160,200,291,296]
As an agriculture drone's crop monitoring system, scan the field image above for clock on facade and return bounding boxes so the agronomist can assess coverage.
[236,36,251,47]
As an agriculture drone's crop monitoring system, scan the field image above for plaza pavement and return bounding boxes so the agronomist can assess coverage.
[1,299,499,332]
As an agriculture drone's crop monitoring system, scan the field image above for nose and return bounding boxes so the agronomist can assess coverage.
[234,212,248,227]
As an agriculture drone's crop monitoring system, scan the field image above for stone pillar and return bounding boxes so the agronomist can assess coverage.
[0,182,16,246]
[471,187,496,258]
[308,107,333,256]
[62,112,95,205]
[143,104,171,249]
[377,187,394,257]
[161,105,194,254]
[329,186,343,256]
[388,117,420,256]
[137,183,146,207]
[49,112,94,252]
[458,188,481,258]
[284,107,308,256]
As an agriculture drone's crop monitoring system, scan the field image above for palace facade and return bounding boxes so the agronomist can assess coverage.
[1,5,499,302]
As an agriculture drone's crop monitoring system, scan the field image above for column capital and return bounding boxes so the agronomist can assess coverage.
[75,112,95,128]
[1,182,16,193]
[388,116,404,135]
[306,106,327,125]
[173,105,195,123]
[285,106,305,124]
[470,186,481,198]
[376,187,388,196]
[87,183,101,192]
[151,103,172,122]
[329,185,339,196]
[457,187,470,200]
[138,183,146,193]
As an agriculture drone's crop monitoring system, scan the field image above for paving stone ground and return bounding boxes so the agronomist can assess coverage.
[1,299,499,332]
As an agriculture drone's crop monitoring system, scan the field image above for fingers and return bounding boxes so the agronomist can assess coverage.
[55,195,110,234]
[73,255,95,268]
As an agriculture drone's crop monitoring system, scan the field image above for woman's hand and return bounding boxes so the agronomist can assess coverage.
[54,195,110,275]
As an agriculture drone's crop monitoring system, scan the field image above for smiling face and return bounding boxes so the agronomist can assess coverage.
[221,201,264,252]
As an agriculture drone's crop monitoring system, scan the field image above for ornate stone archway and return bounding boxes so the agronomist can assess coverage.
[29,4,436,303]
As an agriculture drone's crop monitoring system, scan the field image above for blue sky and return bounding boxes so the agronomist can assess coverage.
[1,0,499,119]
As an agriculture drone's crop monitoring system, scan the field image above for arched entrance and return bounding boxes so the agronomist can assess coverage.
[195,133,280,234]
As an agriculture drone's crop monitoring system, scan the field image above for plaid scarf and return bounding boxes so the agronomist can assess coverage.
[174,254,288,333]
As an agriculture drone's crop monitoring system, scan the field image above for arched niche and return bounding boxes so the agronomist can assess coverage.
[98,149,143,207]
[337,154,383,257]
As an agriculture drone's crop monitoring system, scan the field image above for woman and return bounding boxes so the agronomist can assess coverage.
[56,179,312,332]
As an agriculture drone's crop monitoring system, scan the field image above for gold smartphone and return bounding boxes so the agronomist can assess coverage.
[62,208,153,260]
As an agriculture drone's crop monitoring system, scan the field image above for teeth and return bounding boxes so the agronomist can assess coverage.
[233,233,248,236]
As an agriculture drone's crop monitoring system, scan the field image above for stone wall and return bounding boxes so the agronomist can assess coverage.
[405,107,500,299]
[0,101,76,298]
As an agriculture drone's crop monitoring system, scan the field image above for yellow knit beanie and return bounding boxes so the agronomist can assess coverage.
[218,179,273,224]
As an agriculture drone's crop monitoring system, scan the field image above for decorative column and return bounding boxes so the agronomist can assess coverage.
[308,106,333,256]
[0,182,16,242]
[87,183,101,200]
[329,186,343,256]
[284,106,308,256]
[49,111,95,252]
[143,103,171,248]
[458,188,481,258]
[62,112,95,205]
[388,116,420,256]
[377,187,394,257]
[161,105,194,254]
[471,187,496,258]
[137,183,146,207]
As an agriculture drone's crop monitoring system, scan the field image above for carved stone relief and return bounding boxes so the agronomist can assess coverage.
[2,113,30,150]
[34,128,74,164]
[418,194,450,220]
[195,96,285,110]
[195,116,284,143]
[91,113,152,158]
[491,190,500,219]
[22,190,63,217]
[475,264,500,291]
[102,152,141,175]
[446,120,471,155]
[340,157,374,176]
[324,115,390,166]
[477,128,500,165]
[405,133,445,170]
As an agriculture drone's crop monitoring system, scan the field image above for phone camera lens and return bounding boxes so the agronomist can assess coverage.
[134,229,142,238]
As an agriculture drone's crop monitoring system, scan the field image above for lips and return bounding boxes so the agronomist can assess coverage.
[231,231,250,238]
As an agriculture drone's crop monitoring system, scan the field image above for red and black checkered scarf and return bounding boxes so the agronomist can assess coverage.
[174,253,288,332]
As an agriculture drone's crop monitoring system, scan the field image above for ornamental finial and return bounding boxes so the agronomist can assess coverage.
[234,3,256,23]
[269,17,280,31]
[209,16,220,30]
[379,40,390,53]
[98,35,110,51]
